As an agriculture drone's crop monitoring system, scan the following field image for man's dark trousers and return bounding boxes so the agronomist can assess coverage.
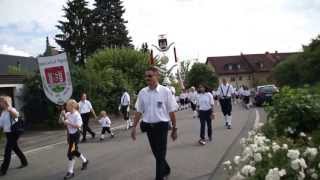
[81,112,95,140]
[146,122,171,180]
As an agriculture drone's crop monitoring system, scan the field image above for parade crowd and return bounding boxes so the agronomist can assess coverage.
[0,67,254,180]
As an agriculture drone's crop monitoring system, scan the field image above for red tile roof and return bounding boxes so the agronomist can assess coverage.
[206,52,297,75]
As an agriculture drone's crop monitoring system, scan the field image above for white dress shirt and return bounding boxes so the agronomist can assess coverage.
[179,93,187,99]
[98,116,112,127]
[217,84,235,98]
[242,90,251,96]
[197,93,214,111]
[189,91,198,104]
[66,111,83,134]
[136,84,178,123]
[0,108,19,133]
[79,100,93,114]
[120,92,130,106]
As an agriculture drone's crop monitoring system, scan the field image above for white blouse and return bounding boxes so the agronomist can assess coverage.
[0,108,19,133]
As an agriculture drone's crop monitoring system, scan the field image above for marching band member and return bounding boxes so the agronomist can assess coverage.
[188,87,198,118]
[0,96,27,176]
[63,99,89,180]
[197,85,214,145]
[98,111,114,140]
[217,78,235,129]
[79,93,97,142]
[179,90,187,110]
[242,86,251,109]
[119,89,131,130]
[131,67,178,180]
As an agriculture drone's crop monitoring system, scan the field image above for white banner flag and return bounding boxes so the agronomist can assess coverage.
[37,53,73,105]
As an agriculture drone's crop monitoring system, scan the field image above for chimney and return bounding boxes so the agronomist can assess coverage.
[275,50,278,54]
[265,51,269,55]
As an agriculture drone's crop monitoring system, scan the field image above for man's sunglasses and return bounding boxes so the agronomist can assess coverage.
[145,74,153,78]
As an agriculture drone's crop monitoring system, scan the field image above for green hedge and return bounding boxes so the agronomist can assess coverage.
[265,86,320,137]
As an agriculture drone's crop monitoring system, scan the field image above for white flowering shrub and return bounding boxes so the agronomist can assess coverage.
[225,128,320,180]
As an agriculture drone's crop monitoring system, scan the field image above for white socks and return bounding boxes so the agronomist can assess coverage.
[68,160,75,173]
[227,116,232,126]
[80,154,87,163]
[193,111,197,118]
[100,134,105,139]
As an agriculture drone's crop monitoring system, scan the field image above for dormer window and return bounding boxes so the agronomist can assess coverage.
[256,62,264,69]
[224,64,241,71]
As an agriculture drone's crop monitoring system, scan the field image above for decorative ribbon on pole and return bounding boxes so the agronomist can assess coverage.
[149,50,155,65]
[174,47,185,90]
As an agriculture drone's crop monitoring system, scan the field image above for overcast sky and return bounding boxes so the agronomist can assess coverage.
[0,0,320,62]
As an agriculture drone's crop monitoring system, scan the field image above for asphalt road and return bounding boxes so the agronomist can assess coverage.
[0,104,262,180]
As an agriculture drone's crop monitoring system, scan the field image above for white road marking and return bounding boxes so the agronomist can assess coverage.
[0,124,127,161]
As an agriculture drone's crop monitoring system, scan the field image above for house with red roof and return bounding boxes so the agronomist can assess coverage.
[206,51,297,88]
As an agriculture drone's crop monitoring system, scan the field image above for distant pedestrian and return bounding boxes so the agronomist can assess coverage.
[79,93,97,142]
[212,90,219,106]
[189,87,198,118]
[98,111,114,141]
[62,99,89,179]
[119,89,131,129]
[242,86,251,109]
[197,85,215,145]
[0,96,28,176]
[179,90,187,110]
[217,78,235,129]
[131,67,178,180]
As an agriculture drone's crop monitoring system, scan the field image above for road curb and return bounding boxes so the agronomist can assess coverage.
[208,108,259,180]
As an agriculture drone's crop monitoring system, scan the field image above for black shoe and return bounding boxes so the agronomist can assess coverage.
[81,160,89,170]
[64,172,74,180]
[100,138,104,141]
[164,171,171,179]
[81,139,87,143]
[209,137,213,142]
[111,134,115,138]
[0,171,6,176]
[227,125,232,129]
[17,163,28,169]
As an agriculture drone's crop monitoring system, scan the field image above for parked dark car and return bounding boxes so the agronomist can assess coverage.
[254,85,279,106]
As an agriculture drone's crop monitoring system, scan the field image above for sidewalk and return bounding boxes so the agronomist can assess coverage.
[0,116,128,156]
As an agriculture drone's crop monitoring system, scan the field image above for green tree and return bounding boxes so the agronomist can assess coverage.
[79,48,149,112]
[272,54,302,87]
[91,0,132,49]
[22,74,60,129]
[186,63,218,89]
[273,35,320,87]
[55,0,91,65]
[178,60,191,83]
[140,42,149,53]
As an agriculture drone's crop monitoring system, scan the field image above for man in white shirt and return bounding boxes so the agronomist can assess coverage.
[217,78,235,129]
[131,66,178,180]
[79,93,97,142]
[119,89,131,129]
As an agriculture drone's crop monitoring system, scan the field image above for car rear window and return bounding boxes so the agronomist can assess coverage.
[259,86,276,93]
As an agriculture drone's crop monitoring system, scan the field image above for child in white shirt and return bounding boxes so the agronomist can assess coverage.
[62,99,89,180]
[98,111,114,140]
